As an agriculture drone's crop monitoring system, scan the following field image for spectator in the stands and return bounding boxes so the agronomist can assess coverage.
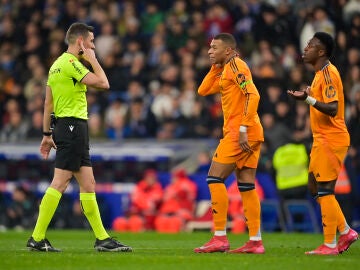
[94,20,118,63]
[154,168,197,232]
[123,96,158,138]
[104,97,128,140]
[113,169,163,232]
[203,3,233,42]
[4,185,36,229]
[182,98,212,138]
[140,2,165,37]
[291,101,312,150]
[88,113,107,140]
[261,112,292,156]
[26,109,43,139]
[0,108,29,143]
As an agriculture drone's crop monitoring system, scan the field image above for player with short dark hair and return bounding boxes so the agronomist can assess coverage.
[194,33,265,254]
[288,32,358,255]
[26,22,132,252]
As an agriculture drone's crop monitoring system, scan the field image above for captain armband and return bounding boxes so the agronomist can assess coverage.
[239,126,247,132]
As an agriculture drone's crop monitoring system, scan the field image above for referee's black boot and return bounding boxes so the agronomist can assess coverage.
[94,237,132,252]
[27,237,61,252]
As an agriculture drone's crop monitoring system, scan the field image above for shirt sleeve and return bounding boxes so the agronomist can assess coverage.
[322,68,339,103]
[231,59,260,127]
[69,59,90,82]
[242,92,260,126]
[198,65,223,96]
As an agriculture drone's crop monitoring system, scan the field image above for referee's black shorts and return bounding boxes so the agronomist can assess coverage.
[53,117,92,171]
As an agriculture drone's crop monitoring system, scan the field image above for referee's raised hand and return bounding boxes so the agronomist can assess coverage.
[79,40,97,63]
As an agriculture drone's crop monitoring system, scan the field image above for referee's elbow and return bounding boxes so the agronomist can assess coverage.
[97,81,110,90]
[102,82,110,90]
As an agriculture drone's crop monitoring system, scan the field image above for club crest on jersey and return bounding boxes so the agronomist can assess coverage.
[237,73,245,82]
[69,125,74,132]
[237,74,247,89]
[325,85,336,98]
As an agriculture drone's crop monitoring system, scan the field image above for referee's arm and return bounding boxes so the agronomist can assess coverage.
[79,41,109,90]
[40,85,56,160]
[43,86,54,133]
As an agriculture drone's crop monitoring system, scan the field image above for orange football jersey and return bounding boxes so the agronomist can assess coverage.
[198,58,264,142]
[309,62,350,147]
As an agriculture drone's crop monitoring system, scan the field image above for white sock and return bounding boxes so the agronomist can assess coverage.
[250,230,262,241]
[324,243,336,248]
[249,236,262,241]
[214,230,226,236]
[340,226,350,235]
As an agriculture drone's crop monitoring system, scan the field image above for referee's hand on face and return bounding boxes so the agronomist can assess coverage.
[40,136,57,160]
[79,41,96,63]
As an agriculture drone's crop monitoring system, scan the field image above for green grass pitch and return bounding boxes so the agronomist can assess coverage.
[0,230,358,270]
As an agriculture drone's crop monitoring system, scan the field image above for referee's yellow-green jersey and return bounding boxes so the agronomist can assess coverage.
[47,52,90,120]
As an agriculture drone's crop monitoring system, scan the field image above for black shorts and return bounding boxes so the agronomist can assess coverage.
[53,117,92,171]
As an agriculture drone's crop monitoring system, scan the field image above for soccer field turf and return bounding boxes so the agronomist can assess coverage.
[0,230,358,270]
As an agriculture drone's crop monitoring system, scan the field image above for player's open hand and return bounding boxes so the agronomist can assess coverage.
[287,90,308,100]
[40,136,57,160]
[287,86,310,100]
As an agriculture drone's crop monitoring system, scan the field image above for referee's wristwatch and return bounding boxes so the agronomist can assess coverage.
[43,131,52,136]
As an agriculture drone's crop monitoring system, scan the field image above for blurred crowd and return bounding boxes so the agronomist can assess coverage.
[1,2,360,182]
[1,0,360,161]
[0,184,92,230]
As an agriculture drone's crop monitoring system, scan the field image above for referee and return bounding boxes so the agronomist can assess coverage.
[26,22,132,252]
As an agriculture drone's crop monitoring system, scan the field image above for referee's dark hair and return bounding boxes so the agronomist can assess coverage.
[314,32,334,58]
[65,22,94,45]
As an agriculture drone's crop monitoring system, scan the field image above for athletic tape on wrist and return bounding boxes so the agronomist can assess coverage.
[239,126,247,132]
[305,96,316,106]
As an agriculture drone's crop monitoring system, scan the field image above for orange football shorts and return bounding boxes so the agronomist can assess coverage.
[309,144,348,181]
[212,138,261,169]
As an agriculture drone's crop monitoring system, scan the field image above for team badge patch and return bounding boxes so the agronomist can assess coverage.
[325,85,336,98]
[237,74,246,89]
[237,73,245,83]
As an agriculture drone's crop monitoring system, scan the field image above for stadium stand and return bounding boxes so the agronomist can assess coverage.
[0,0,359,231]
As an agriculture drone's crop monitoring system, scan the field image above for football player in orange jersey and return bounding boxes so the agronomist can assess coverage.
[288,32,358,255]
[194,33,265,254]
